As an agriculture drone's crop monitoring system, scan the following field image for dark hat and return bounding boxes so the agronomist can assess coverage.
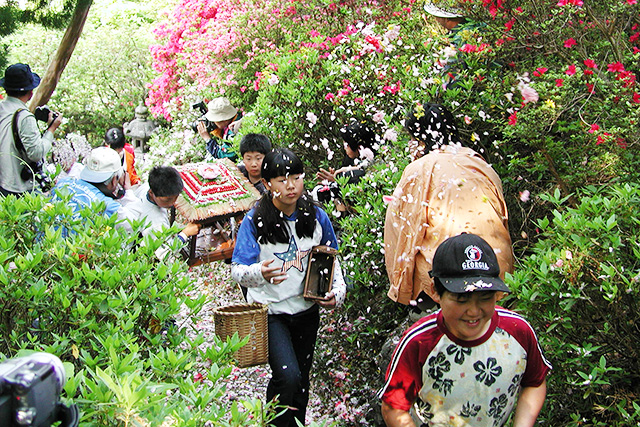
[0,63,41,91]
[430,233,510,294]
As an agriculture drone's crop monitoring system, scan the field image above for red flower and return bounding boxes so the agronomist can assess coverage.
[325,93,335,101]
[583,58,597,68]
[533,67,548,76]
[508,112,517,125]
[583,69,594,75]
[596,132,611,145]
[633,92,640,103]
[460,44,476,53]
[586,83,595,93]
[565,64,577,75]
[588,123,599,133]
[607,62,625,73]
[555,79,564,87]
[505,18,515,31]
[563,38,577,48]
[365,35,382,52]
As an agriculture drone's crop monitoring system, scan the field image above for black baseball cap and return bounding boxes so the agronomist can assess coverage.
[430,233,510,294]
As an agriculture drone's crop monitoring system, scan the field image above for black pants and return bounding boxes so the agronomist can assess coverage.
[267,305,320,427]
[0,186,23,197]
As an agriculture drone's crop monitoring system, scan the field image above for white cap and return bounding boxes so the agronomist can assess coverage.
[205,97,238,122]
[80,146,123,183]
[424,2,463,18]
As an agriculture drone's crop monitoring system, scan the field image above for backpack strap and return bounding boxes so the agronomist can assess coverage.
[12,108,27,156]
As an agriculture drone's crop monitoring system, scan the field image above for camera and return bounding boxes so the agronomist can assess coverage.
[190,101,217,134]
[0,353,78,427]
[33,106,58,124]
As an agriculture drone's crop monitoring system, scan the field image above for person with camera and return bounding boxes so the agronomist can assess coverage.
[0,63,63,196]
[196,97,241,161]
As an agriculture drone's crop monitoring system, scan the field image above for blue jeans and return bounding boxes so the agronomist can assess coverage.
[267,305,320,427]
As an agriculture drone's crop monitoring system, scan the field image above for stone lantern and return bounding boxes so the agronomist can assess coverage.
[123,104,157,153]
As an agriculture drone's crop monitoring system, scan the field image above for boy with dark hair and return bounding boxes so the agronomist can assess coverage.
[380,233,551,427]
[129,166,200,260]
[149,166,185,199]
[105,127,140,186]
[237,133,271,194]
[313,121,379,206]
[316,121,378,185]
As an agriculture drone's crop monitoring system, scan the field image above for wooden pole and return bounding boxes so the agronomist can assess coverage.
[30,0,93,111]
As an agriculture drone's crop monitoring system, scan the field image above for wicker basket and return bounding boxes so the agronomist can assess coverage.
[213,303,268,368]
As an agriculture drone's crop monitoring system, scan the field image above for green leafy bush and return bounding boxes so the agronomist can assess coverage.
[503,184,640,426]
[310,142,412,425]
[0,192,279,425]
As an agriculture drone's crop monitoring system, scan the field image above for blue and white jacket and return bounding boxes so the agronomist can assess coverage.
[231,206,346,315]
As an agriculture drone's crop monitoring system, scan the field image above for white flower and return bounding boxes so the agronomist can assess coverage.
[372,111,385,123]
[359,147,374,161]
[518,79,539,104]
[443,46,458,58]
[383,128,397,142]
[306,112,318,127]
[384,25,400,41]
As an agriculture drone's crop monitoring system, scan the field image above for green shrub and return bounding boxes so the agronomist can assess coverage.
[0,192,279,425]
[310,140,413,425]
[503,184,640,426]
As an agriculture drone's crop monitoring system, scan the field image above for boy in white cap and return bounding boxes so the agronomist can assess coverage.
[196,97,242,160]
[50,146,137,236]
[380,233,551,427]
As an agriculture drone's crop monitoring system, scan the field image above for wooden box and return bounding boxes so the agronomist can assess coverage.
[303,245,337,301]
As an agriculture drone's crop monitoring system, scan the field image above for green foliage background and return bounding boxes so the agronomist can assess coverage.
[4,0,160,145]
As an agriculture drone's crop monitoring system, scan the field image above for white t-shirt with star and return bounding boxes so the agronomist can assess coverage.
[231,206,345,315]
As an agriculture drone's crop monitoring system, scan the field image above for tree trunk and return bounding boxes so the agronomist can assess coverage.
[30,0,93,110]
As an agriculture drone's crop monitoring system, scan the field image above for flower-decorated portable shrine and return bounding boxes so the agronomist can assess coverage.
[171,159,261,265]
